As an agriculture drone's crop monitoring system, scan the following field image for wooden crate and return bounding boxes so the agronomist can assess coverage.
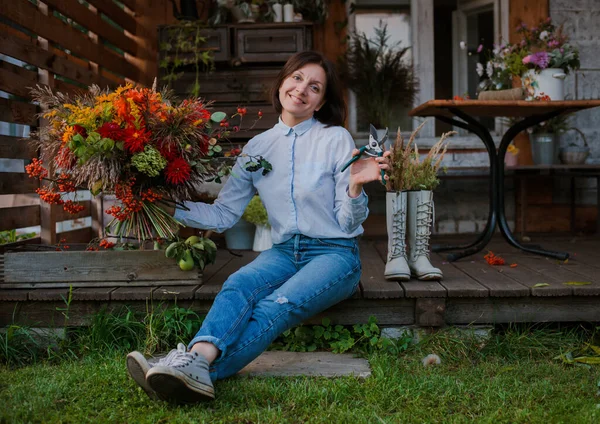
[0,250,201,289]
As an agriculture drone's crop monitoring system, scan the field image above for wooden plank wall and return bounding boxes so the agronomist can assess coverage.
[0,0,150,246]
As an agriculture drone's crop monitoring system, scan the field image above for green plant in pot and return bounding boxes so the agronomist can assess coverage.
[385,122,453,281]
[243,195,272,252]
[339,23,418,134]
[527,113,571,165]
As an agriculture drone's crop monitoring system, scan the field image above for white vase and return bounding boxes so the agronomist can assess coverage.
[253,224,272,252]
[522,68,566,101]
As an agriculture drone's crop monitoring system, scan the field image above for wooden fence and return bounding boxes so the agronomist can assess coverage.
[0,0,147,247]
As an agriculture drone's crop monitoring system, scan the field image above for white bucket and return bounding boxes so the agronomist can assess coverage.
[253,224,273,252]
[523,68,566,100]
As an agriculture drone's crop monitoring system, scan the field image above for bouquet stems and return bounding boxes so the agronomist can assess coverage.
[105,200,184,242]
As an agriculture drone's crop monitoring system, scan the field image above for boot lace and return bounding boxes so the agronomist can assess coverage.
[414,199,434,257]
[389,202,406,260]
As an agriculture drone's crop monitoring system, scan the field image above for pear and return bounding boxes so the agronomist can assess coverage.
[178,250,195,271]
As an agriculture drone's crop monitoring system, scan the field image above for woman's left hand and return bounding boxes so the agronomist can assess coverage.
[348,149,391,197]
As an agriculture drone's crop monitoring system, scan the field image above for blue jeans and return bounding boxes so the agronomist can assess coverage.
[188,234,361,381]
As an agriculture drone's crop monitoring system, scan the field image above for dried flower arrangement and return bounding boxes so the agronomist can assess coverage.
[387,122,455,192]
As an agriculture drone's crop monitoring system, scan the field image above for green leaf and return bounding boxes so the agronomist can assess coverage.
[574,356,600,364]
[563,281,592,286]
[210,111,227,123]
[213,145,222,153]
[321,317,331,327]
[90,180,103,196]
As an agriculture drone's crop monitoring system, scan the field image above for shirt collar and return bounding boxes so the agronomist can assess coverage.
[276,116,316,136]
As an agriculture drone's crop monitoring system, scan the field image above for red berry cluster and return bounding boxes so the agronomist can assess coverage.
[106,180,143,221]
[534,92,552,101]
[36,187,63,205]
[99,239,115,249]
[57,173,77,192]
[63,200,85,214]
[25,158,48,180]
[141,188,161,203]
[236,107,247,116]
[55,238,70,251]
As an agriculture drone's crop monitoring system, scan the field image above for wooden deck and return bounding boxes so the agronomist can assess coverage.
[1,236,599,327]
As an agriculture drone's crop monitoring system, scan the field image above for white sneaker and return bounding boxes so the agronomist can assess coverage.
[146,350,215,404]
[126,343,186,400]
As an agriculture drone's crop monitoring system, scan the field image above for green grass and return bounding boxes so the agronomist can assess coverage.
[1,324,599,423]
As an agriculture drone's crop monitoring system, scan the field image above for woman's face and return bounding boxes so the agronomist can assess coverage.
[278,63,326,127]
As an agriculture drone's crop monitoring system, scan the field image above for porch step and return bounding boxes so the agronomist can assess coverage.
[238,351,371,378]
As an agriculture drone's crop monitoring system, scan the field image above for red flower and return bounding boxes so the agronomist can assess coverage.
[164,157,192,185]
[124,126,151,153]
[98,122,124,141]
[72,125,87,138]
[157,139,179,160]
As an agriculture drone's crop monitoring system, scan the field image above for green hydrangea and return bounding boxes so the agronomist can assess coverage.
[131,145,167,177]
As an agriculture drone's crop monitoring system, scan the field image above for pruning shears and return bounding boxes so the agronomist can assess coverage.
[340,124,387,185]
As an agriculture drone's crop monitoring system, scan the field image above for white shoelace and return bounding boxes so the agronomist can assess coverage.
[170,351,198,369]
[390,206,406,259]
[155,342,186,367]
[415,200,434,257]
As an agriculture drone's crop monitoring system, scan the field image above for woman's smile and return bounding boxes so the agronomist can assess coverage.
[278,63,326,127]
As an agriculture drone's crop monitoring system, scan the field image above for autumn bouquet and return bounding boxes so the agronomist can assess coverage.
[26,83,266,245]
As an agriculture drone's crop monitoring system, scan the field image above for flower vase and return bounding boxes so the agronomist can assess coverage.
[253,224,272,252]
[522,68,566,101]
[504,152,518,167]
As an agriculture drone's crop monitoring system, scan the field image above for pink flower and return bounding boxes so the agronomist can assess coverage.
[523,55,532,64]
[477,44,483,53]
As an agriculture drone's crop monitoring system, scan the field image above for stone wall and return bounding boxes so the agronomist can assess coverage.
[551,0,600,162]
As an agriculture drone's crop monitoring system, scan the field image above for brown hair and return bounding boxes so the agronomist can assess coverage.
[271,51,347,127]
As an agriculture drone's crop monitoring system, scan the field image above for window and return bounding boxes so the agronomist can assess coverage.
[348,1,413,136]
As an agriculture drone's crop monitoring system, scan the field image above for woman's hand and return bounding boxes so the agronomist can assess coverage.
[348,149,391,198]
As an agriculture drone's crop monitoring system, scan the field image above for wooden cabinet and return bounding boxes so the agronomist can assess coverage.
[158,23,313,139]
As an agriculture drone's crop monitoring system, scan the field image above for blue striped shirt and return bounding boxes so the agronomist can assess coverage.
[174,117,369,244]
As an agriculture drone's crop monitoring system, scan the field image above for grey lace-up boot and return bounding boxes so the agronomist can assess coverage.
[146,349,215,404]
[407,190,443,280]
[384,191,410,281]
[126,343,187,400]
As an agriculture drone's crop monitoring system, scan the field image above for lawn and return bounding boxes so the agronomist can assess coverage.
[1,324,599,423]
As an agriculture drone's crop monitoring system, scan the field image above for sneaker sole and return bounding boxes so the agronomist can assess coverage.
[126,352,159,401]
[412,272,443,280]
[146,366,215,404]
[384,273,411,281]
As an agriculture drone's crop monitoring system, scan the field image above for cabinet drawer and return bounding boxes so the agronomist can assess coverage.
[173,69,279,103]
[235,28,306,63]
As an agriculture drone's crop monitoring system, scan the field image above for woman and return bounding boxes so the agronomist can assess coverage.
[126,51,391,404]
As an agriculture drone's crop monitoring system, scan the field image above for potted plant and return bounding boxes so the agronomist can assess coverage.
[528,113,571,165]
[243,195,272,252]
[385,123,454,281]
[516,18,580,100]
[339,23,418,134]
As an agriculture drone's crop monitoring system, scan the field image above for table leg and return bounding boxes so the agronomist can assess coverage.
[498,115,569,260]
[431,110,498,261]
